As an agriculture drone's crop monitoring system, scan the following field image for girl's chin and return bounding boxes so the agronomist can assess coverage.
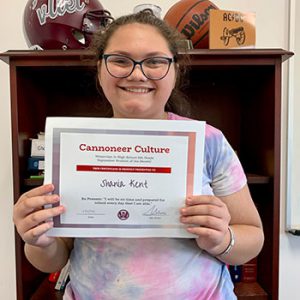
[120,105,151,116]
[115,108,163,119]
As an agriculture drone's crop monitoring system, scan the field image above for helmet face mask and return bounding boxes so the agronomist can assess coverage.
[83,9,113,32]
[23,0,113,50]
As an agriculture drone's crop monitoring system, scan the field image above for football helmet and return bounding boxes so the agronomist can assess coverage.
[23,0,113,50]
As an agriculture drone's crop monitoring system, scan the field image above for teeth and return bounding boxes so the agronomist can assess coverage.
[124,87,150,93]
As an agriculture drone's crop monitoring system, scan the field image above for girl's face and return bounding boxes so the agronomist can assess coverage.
[98,23,177,119]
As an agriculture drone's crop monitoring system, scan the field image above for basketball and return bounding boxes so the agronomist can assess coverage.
[164,0,218,49]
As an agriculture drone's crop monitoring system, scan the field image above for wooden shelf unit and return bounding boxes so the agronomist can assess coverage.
[0,48,293,300]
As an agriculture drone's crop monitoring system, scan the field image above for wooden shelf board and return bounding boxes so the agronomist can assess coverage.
[235,282,268,300]
[24,178,44,186]
[246,173,271,184]
[31,277,63,300]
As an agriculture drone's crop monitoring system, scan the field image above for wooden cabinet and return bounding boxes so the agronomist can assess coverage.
[0,49,293,300]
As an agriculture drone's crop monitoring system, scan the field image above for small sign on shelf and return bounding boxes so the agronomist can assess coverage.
[209,9,256,49]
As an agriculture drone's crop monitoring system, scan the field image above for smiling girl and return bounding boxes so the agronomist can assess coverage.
[13,11,264,300]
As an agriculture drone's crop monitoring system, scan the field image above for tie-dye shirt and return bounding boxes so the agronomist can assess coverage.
[64,112,247,300]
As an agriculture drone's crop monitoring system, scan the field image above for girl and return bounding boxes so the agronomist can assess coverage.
[13,11,264,300]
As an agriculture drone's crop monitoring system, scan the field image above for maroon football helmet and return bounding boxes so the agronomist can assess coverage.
[23,0,113,49]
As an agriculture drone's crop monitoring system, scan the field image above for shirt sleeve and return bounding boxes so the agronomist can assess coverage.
[204,124,247,197]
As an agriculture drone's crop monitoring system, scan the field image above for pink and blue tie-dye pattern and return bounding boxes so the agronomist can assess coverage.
[64,112,246,300]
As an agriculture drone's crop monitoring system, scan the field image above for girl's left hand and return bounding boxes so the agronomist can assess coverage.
[180,195,231,255]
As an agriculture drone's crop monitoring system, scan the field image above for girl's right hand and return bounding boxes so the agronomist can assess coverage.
[13,184,65,248]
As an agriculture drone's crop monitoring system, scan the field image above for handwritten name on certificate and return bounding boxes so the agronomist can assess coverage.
[44,117,205,238]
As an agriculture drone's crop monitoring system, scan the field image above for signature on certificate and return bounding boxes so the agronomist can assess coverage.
[100,179,149,189]
[142,205,167,217]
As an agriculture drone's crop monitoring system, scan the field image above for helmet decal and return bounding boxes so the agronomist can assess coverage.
[24,0,113,49]
[33,0,86,26]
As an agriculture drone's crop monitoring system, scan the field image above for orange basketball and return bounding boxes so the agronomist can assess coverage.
[164,0,218,49]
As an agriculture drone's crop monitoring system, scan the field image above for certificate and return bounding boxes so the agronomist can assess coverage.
[44,117,205,238]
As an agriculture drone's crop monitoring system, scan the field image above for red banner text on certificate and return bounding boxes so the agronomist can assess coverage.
[76,165,171,173]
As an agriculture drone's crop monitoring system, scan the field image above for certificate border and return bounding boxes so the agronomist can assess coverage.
[51,128,196,229]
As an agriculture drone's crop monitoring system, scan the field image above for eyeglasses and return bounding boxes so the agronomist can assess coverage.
[102,54,175,80]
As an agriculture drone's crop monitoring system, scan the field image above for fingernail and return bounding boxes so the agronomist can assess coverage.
[51,198,58,204]
[46,183,54,190]
[58,205,65,212]
[47,221,54,228]
[186,197,192,204]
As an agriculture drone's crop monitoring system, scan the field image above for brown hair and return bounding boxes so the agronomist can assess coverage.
[89,10,191,117]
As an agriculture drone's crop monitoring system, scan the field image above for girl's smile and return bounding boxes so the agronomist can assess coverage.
[118,85,155,94]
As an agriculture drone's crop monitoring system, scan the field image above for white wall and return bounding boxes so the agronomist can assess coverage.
[280,0,300,297]
[0,1,298,299]
[0,1,27,298]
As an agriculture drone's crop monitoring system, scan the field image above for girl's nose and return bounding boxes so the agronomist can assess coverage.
[127,65,148,81]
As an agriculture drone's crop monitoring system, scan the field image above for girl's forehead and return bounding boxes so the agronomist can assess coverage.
[114,22,158,33]
[105,23,170,53]
[108,23,165,43]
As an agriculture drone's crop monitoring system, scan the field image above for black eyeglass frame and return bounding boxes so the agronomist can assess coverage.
[102,54,176,80]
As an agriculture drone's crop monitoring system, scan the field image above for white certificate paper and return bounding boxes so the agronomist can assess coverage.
[44,117,205,238]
